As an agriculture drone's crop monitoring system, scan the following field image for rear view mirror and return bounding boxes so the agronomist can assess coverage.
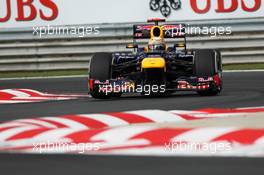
[174,43,186,48]
[126,44,138,49]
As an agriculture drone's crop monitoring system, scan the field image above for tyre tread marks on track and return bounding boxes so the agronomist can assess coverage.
[0,107,264,156]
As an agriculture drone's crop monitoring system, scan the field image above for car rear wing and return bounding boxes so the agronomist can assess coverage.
[133,24,186,39]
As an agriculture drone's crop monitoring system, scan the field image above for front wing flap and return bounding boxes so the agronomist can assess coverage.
[89,75,221,94]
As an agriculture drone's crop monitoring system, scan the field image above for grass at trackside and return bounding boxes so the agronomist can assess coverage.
[223,63,264,70]
[0,64,264,78]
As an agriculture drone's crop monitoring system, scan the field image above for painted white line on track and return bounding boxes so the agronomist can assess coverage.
[0,100,33,104]
[223,69,264,73]
[238,106,264,110]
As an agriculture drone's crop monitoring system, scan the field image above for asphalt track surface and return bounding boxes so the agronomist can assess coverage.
[1,71,264,175]
[1,72,264,121]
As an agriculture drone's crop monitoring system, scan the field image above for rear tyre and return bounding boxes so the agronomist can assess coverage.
[194,49,222,96]
[89,53,118,99]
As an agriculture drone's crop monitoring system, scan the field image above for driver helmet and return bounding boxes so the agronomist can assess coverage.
[148,38,166,51]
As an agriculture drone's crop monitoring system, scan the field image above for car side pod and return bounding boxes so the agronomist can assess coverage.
[141,57,166,70]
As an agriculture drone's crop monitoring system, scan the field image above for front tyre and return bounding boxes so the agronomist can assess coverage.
[194,49,222,96]
[89,53,119,99]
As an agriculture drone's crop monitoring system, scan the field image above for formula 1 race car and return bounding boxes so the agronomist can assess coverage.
[88,19,222,99]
